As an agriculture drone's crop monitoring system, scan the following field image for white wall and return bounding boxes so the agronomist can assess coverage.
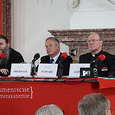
[12,0,72,64]
[12,0,115,64]
[70,0,115,29]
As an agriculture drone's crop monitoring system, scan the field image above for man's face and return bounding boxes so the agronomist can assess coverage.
[87,33,103,54]
[45,39,60,58]
[0,39,10,54]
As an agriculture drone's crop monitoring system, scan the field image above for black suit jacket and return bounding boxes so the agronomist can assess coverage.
[0,48,24,76]
[79,50,115,77]
[40,53,73,76]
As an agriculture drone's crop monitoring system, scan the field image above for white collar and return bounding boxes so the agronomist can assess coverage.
[50,52,60,64]
[92,54,95,57]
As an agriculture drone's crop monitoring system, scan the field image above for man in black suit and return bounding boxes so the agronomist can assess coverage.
[40,37,73,76]
[79,32,115,77]
[0,35,24,76]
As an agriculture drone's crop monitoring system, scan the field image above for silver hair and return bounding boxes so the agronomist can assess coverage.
[35,104,64,115]
[78,93,110,115]
[45,37,60,45]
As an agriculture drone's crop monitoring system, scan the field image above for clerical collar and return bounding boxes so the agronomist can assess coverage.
[92,54,95,57]
[91,50,103,58]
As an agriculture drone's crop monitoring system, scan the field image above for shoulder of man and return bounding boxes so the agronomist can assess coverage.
[9,48,24,62]
[66,55,73,62]
[79,52,91,63]
[60,52,73,63]
[101,50,114,56]
[80,52,91,58]
[41,55,50,63]
[101,50,115,60]
[10,48,22,55]
[41,55,49,59]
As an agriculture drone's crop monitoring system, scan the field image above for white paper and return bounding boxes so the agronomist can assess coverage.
[36,64,58,78]
[10,63,31,77]
[68,63,90,78]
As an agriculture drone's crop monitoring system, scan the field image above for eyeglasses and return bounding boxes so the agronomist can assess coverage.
[108,108,114,115]
[87,39,101,43]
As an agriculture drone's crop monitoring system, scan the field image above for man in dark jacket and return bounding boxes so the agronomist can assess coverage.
[40,37,73,76]
[79,32,115,77]
[0,35,24,76]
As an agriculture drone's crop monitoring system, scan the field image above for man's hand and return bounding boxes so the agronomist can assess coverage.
[0,69,9,75]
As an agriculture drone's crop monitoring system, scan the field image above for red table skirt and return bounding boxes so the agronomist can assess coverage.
[0,78,115,115]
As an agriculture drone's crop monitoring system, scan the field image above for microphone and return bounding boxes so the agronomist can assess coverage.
[32,53,40,64]
[93,54,106,63]
[31,53,40,77]
[0,53,6,59]
[97,54,106,61]
[59,52,67,64]
[61,52,67,59]
[58,52,67,78]
[90,55,106,78]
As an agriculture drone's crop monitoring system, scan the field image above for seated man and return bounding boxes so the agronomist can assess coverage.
[39,37,73,76]
[79,32,115,77]
[0,35,24,76]
[35,104,64,115]
[78,93,113,115]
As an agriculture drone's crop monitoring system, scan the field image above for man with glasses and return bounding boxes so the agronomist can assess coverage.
[39,37,73,76]
[78,93,113,115]
[79,32,115,77]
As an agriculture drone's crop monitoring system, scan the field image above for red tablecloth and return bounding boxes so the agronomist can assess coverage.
[0,78,115,115]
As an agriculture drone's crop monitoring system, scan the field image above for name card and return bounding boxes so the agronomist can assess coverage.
[36,64,58,78]
[68,63,90,78]
[10,63,31,77]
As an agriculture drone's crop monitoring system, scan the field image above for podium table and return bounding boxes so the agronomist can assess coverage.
[0,77,115,115]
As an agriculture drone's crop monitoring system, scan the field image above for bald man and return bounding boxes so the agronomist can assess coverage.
[79,32,115,77]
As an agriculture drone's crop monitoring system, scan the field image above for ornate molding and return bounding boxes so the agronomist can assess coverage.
[67,0,80,13]
[48,29,115,62]
[2,0,11,43]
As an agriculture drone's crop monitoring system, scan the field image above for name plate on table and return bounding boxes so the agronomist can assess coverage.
[36,64,58,78]
[10,63,31,77]
[68,63,90,78]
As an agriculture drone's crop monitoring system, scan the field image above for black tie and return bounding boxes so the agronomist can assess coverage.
[50,59,54,63]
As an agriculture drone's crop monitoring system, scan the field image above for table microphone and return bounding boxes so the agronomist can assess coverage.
[32,53,40,64]
[58,52,67,78]
[90,54,106,78]
[91,54,106,63]
[0,53,6,60]
[59,52,67,64]
[31,53,40,77]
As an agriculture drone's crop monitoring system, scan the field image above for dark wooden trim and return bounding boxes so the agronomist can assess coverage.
[2,0,11,43]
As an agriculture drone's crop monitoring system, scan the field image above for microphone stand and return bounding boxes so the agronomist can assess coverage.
[31,53,40,77]
[58,64,63,78]
[90,60,98,78]
[57,61,63,78]
[31,61,36,77]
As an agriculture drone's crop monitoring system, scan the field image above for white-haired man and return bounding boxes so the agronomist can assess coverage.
[35,104,64,115]
[78,93,113,115]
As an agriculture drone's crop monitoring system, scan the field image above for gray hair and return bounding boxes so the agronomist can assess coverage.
[35,104,64,115]
[45,37,60,45]
[78,93,110,115]
[89,32,103,41]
